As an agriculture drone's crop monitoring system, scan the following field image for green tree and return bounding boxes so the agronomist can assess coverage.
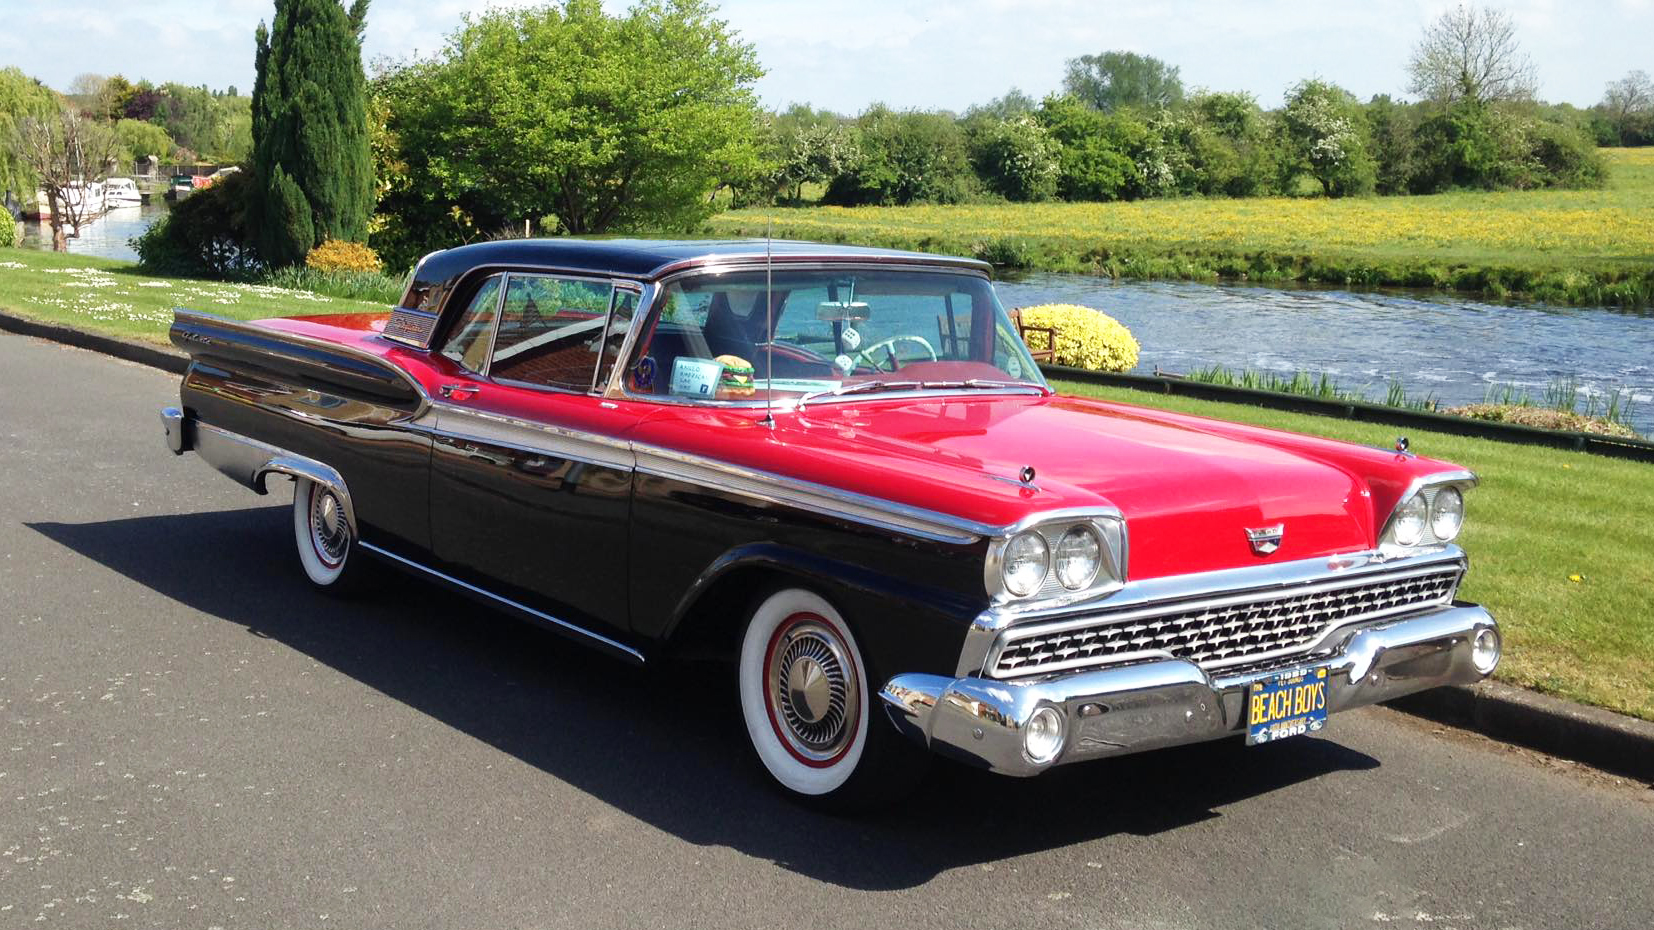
[372,0,761,253]
[252,0,375,267]
[1365,95,1418,194]
[1276,79,1375,197]
[0,67,58,205]
[1062,51,1184,113]
[112,118,176,163]
[823,105,975,206]
[1407,4,1536,106]
[969,115,1058,202]
[772,105,859,203]
[1036,94,1145,201]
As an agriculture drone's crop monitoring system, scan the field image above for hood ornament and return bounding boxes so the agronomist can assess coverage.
[1246,524,1285,555]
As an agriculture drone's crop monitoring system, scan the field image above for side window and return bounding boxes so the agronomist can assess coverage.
[594,288,640,391]
[438,274,503,373]
[489,275,614,391]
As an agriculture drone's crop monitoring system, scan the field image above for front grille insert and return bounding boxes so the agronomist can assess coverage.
[989,564,1463,678]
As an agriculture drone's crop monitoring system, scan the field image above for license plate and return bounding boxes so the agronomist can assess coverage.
[1246,667,1329,746]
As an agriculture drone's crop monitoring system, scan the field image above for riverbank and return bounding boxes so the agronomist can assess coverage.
[708,147,1654,307]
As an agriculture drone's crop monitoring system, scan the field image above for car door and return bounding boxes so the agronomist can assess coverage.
[427,272,645,640]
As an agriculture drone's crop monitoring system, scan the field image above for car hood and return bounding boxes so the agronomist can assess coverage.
[781,393,1386,579]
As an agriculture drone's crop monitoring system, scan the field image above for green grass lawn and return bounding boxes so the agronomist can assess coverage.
[2,248,1647,720]
[0,249,389,344]
[1052,379,1654,721]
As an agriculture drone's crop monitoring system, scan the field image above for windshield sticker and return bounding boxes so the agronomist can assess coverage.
[671,357,725,398]
[633,356,656,391]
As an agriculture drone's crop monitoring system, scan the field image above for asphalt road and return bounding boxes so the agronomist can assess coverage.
[1,331,1650,930]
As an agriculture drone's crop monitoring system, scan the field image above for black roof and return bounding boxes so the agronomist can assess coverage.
[406,237,991,297]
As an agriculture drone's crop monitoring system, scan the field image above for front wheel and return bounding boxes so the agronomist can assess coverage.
[291,477,372,594]
[737,587,925,810]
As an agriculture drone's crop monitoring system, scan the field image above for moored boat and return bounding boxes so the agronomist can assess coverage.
[104,177,142,207]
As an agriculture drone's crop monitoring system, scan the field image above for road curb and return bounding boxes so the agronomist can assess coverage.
[5,306,1652,782]
[1386,680,1654,783]
[0,309,188,374]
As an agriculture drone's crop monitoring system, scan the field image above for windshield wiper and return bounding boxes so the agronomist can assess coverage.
[796,379,924,408]
[796,378,1049,410]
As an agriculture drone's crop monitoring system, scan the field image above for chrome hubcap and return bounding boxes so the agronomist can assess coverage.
[309,487,349,567]
[768,618,858,761]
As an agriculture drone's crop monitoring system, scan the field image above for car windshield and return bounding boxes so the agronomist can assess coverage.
[622,268,1047,405]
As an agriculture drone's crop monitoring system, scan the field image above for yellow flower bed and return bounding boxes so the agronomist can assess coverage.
[306,239,383,274]
[1018,303,1140,372]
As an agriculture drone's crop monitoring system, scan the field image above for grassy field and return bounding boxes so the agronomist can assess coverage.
[0,249,389,344]
[709,147,1654,305]
[1,247,1648,719]
[1052,378,1654,721]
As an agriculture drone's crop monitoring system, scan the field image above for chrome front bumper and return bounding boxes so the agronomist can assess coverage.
[879,604,1499,776]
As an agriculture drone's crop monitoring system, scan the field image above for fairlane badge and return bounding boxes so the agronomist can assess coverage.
[1246,524,1285,555]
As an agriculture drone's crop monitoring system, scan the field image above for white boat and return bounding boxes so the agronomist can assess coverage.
[35,181,108,220]
[104,178,142,207]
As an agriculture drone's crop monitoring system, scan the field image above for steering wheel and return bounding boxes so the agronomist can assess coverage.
[856,334,938,372]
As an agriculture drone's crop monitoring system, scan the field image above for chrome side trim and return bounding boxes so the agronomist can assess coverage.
[428,400,636,472]
[955,546,1467,676]
[633,445,993,545]
[357,541,646,665]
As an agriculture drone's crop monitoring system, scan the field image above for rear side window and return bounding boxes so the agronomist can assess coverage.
[438,274,504,373]
[489,275,615,391]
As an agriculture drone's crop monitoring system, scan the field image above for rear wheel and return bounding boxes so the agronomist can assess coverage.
[291,477,371,593]
[737,587,925,810]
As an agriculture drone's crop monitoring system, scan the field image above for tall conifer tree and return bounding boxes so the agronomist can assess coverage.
[251,0,373,266]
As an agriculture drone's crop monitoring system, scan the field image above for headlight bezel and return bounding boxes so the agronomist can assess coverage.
[985,509,1127,608]
[1379,470,1476,555]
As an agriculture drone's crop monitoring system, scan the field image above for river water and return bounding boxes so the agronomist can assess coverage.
[19,200,167,260]
[996,273,1654,435]
[13,211,1651,433]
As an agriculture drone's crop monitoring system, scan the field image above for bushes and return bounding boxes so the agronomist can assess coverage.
[133,169,258,277]
[1017,303,1139,372]
[824,106,977,206]
[0,215,17,248]
[306,238,382,273]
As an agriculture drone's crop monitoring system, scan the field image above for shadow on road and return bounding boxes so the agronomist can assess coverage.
[29,507,1381,891]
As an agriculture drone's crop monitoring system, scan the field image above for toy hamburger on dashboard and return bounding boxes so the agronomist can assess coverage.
[716,355,756,398]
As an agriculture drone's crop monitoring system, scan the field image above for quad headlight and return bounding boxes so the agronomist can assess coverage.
[989,515,1126,605]
[1431,486,1464,541]
[1392,493,1429,547]
[1002,531,1051,597]
[1381,472,1475,552]
[1054,526,1103,590]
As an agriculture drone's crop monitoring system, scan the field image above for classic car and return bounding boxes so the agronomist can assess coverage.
[159,239,1501,809]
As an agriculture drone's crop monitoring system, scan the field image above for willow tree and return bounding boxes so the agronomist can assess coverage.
[251,0,374,267]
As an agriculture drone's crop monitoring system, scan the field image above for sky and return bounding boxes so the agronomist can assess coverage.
[1,0,1649,112]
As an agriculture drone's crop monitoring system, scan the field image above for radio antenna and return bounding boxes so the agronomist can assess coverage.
[761,216,776,429]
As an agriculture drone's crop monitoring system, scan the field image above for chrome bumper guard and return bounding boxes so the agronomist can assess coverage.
[880,604,1498,776]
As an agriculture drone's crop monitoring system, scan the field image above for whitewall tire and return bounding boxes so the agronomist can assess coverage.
[739,588,871,799]
[291,476,364,591]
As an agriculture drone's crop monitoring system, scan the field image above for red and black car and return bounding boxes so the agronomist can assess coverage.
[161,239,1500,808]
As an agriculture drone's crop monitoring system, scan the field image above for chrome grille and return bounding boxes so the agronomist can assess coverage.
[989,564,1463,678]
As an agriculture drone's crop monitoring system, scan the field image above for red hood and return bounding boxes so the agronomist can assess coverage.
[652,393,1448,581]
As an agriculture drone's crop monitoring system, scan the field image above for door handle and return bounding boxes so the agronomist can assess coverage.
[440,383,481,399]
